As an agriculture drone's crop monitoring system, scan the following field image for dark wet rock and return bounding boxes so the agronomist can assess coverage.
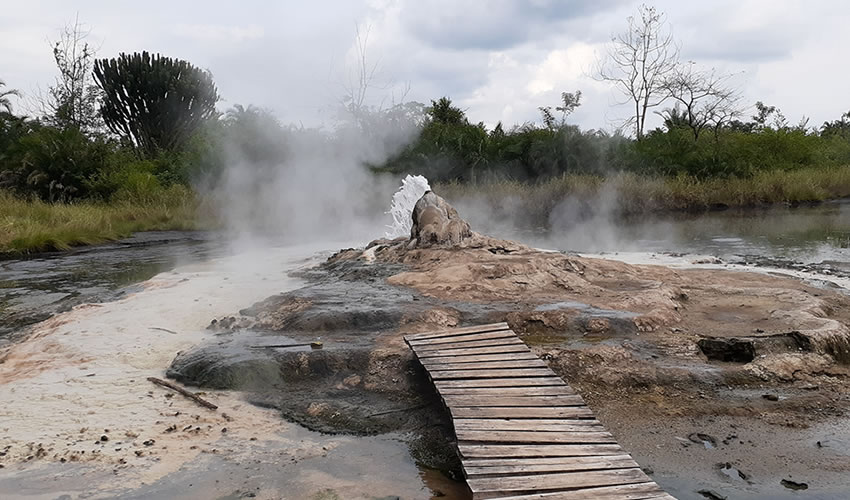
[409,191,471,248]
[698,338,756,363]
[697,490,727,500]
[781,478,809,490]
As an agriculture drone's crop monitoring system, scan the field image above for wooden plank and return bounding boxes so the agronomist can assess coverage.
[404,323,509,341]
[408,330,516,346]
[442,395,584,407]
[463,455,638,476]
[434,377,565,388]
[451,407,596,419]
[439,386,575,397]
[426,359,548,371]
[461,455,627,467]
[456,430,615,444]
[488,481,667,500]
[404,324,672,499]
[415,337,526,351]
[466,467,650,494]
[417,345,530,358]
[430,368,554,380]
[458,443,624,459]
[421,352,540,365]
[454,418,601,431]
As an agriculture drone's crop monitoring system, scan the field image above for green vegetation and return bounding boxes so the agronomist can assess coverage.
[436,166,850,223]
[0,187,203,255]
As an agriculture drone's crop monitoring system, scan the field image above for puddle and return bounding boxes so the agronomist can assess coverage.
[534,300,639,319]
[781,479,809,491]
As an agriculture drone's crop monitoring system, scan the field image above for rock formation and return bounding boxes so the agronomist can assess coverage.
[408,191,471,248]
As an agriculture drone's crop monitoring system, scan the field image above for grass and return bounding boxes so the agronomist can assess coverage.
[0,186,211,256]
[436,165,850,222]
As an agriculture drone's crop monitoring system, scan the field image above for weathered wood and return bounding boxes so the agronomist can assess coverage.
[439,386,575,397]
[430,368,555,380]
[415,337,526,352]
[434,377,565,388]
[417,345,531,358]
[421,352,540,365]
[458,443,624,458]
[408,330,516,346]
[463,455,639,476]
[462,455,629,467]
[456,430,616,444]
[454,418,602,431]
[147,377,217,410]
[404,325,671,499]
[485,481,668,500]
[451,406,597,419]
[404,322,509,341]
[426,359,548,371]
[466,467,650,494]
[442,395,584,407]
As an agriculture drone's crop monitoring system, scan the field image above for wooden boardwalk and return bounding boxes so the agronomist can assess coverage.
[404,322,675,500]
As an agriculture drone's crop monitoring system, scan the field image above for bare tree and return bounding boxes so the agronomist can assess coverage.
[35,15,103,132]
[595,4,679,140]
[660,62,742,141]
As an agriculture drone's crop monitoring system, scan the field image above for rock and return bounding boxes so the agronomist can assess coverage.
[409,191,471,248]
[781,479,808,490]
[697,337,756,363]
[697,490,727,500]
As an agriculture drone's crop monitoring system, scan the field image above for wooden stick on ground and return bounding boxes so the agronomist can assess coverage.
[147,377,218,411]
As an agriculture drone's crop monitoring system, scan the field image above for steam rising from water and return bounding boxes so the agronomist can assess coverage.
[385,174,430,238]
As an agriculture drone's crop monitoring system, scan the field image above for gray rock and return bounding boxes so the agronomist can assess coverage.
[409,191,471,248]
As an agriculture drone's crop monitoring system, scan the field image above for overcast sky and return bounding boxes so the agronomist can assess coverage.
[2,0,847,133]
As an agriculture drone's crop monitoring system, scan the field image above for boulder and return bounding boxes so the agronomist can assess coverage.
[409,191,472,248]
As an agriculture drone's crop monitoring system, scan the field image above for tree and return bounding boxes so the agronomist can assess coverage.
[0,79,19,114]
[93,52,219,157]
[595,4,679,140]
[660,63,741,141]
[427,97,466,125]
[822,110,850,138]
[539,90,582,130]
[43,16,103,132]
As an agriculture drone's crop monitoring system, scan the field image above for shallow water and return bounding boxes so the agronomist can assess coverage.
[0,231,224,339]
[502,199,850,275]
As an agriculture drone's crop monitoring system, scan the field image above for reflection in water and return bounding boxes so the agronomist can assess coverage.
[0,231,224,339]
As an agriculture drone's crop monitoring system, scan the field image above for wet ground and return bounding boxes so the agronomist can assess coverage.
[0,231,224,340]
[1,200,849,499]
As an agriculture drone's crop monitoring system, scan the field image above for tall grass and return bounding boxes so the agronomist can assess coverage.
[0,186,210,255]
[436,165,850,223]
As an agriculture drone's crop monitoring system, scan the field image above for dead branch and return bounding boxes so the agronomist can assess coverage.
[147,377,218,411]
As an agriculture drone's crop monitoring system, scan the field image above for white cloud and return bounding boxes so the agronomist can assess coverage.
[1,0,849,131]
[172,24,265,43]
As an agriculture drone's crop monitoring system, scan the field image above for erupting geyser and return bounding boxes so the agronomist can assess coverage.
[385,174,431,238]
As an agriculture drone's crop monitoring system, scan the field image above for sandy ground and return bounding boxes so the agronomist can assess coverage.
[0,243,462,499]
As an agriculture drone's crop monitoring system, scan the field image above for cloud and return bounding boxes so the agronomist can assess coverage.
[398,0,628,51]
[172,24,265,43]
